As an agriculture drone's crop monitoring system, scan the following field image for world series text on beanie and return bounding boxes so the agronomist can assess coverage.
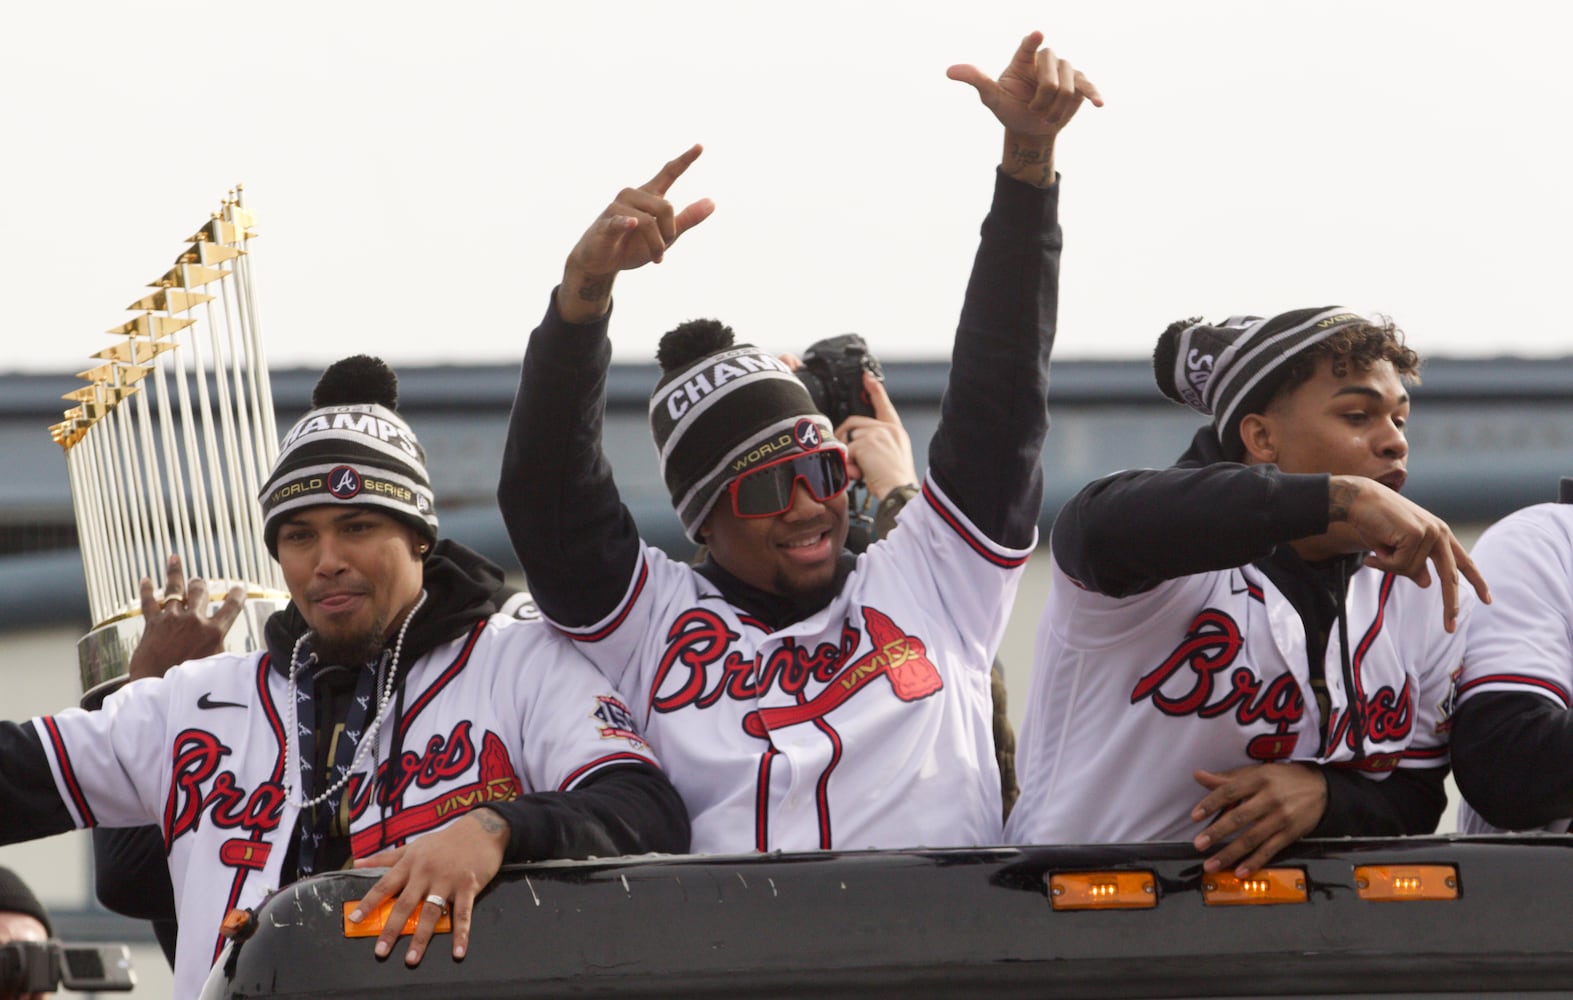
[257,355,437,555]
[650,320,842,542]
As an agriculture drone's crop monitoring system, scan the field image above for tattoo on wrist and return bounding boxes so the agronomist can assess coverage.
[575,277,611,303]
[471,809,508,835]
[1329,479,1359,522]
[1008,142,1052,168]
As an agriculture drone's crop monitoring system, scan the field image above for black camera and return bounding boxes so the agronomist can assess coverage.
[0,940,136,993]
[794,334,884,429]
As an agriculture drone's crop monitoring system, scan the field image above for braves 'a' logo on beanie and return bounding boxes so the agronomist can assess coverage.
[328,466,362,499]
[793,418,822,450]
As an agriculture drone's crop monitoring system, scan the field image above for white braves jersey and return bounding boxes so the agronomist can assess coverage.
[31,613,657,1000]
[550,477,1030,854]
[1006,550,1466,846]
[1455,503,1573,834]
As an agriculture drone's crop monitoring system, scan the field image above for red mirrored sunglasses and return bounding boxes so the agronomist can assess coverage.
[726,447,849,518]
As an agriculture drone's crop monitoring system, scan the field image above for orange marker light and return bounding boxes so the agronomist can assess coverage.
[342,897,453,939]
[219,908,257,941]
[1353,865,1459,902]
[1049,871,1158,910]
[1201,869,1307,906]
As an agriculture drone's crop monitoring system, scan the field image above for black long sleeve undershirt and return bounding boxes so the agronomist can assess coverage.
[1052,428,1330,598]
[93,826,179,966]
[0,722,75,845]
[1453,691,1573,830]
[500,170,1062,629]
[926,170,1059,550]
[486,762,690,861]
[1311,766,1447,838]
[498,302,636,629]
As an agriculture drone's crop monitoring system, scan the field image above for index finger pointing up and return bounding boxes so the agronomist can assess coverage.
[643,143,704,195]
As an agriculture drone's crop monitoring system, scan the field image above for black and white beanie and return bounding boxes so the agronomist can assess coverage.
[650,320,841,542]
[258,355,437,555]
[1154,306,1368,459]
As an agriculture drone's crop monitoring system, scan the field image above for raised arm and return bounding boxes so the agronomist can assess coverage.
[927,35,1100,546]
[498,149,714,626]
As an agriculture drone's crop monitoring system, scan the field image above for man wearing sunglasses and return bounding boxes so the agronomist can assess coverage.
[500,33,1100,852]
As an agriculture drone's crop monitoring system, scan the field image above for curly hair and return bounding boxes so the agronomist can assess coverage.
[1265,317,1420,407]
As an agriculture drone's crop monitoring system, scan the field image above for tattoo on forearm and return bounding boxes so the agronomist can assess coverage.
[576,277,611,303]
[471,809,508,835]
[1329,479,1360,521]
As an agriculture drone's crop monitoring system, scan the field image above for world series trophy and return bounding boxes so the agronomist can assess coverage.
[52,187,289,704]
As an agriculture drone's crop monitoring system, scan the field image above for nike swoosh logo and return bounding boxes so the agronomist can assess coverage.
[197,693,247,710]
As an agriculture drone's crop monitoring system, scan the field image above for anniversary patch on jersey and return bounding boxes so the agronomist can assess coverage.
[1435,665,1463,734]
[593,695,647,747]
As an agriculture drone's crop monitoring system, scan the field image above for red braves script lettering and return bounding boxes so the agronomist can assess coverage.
[165,730,286,843]
[1132,610,1305,744]
[344,720,478,818]
[347,730,523,858]
[651,610,855,713]
[1325,679,1416,753]
[649,607,942,737]
[1134,609,1419,760]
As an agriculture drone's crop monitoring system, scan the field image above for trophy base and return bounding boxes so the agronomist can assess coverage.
[78,587,290,707]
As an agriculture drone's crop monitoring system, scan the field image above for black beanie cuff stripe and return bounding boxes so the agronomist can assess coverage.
[262,463,435,515]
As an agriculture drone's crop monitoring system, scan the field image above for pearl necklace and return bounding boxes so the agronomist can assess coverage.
[283,589,428,810]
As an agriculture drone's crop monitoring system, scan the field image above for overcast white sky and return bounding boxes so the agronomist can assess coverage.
[4,0,1569,374]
